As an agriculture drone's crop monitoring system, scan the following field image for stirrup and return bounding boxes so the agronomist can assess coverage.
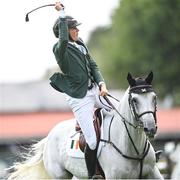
[155,150,163,162]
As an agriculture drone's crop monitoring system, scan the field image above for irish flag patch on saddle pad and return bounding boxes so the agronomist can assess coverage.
[67,132,84,159]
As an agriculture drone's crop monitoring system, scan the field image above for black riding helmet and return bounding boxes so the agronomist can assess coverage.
[53,15,81,38]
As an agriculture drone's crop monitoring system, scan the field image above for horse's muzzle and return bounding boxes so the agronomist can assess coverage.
[144,127,156,138]
[143,120,157,138]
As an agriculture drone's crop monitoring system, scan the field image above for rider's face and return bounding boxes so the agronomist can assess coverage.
[69,27,79,41]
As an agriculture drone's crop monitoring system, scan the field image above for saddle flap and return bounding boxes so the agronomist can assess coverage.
[94,108,103,140]
[78,108,103,152]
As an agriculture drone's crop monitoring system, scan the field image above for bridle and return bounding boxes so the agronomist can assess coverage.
[102,85,157,129]
[128,84,157,129]
[100,85,158,179]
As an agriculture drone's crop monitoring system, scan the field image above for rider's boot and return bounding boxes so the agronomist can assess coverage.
[84,145,103,179]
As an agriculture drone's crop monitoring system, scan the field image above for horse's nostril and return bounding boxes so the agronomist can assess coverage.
[144,127,148,132]
[144,127,156,137]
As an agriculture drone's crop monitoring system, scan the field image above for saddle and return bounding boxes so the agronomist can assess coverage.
[75,108,102,152]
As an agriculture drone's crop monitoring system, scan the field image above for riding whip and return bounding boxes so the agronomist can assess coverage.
[25,3,65,22]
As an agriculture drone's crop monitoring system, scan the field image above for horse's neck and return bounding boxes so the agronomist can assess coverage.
[111,89,147,155]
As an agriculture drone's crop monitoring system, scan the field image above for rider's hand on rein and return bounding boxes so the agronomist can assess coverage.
[99,83,108,97]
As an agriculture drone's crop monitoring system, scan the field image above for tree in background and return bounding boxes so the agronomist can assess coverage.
[88,0,180,105]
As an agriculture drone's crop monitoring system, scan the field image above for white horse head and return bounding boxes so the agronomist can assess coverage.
[126,71,157,139]
[8,72,163,180]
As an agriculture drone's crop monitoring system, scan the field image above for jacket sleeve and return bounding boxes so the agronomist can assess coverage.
[53,18,69,64]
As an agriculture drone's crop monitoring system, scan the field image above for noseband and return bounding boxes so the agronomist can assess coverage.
[128,85,157,128]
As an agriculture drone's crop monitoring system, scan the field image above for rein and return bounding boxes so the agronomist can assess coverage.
[100,89,156,179]
[102,95,141,154]
[103,96,138,129]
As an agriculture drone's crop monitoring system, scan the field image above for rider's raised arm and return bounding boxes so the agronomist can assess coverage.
[53,2,68,62]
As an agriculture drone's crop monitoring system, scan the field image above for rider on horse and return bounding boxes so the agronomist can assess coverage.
[50,2,111,179]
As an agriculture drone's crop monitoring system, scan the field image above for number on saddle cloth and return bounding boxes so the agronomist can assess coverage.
[75,108,103,152]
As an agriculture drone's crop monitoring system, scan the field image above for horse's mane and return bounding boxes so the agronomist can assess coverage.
[118,87,131,113]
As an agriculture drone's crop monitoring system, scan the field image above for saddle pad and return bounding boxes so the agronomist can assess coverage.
[67,132,84,159]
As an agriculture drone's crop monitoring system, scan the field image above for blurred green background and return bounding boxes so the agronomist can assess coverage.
[87,0,180,106]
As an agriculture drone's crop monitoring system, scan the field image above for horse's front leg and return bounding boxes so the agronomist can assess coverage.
[147,165,164,179]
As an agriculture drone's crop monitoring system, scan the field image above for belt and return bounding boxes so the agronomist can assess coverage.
[88,83,94,90]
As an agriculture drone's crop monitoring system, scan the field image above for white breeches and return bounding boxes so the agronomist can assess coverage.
[66,85,112,150]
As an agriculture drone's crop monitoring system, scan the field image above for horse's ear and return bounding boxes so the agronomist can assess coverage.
[145,71,153,84]
[127,73,136,86]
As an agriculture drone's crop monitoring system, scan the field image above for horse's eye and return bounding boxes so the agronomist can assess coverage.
[152,95,157,103]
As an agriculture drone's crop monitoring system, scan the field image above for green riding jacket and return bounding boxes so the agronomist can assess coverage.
[50,18,105,98]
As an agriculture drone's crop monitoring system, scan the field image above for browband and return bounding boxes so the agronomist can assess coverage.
[129,85,154,94]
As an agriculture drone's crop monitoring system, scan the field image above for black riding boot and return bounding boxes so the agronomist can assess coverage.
[84,144,97,179]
